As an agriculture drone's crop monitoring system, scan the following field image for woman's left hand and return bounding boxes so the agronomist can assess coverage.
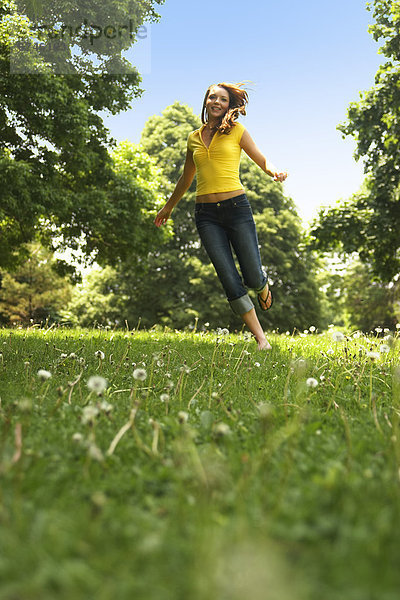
[274,171,288,183]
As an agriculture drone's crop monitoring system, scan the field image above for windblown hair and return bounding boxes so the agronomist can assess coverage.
[201,82,249,134]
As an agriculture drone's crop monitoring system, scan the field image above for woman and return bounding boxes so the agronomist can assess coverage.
[154,82,287,350]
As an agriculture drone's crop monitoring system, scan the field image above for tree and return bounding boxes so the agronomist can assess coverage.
[0,242,72,324]
[309,0,400,281]
[0,0,164,273]
[66,103,324,332]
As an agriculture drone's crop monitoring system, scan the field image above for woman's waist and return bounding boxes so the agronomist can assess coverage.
[195,189,245,204]
[195,193,249,211]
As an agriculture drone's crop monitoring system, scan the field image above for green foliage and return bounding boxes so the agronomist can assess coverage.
[309,0,400,280]
[0,0,164,272]
[0,243,72,324]
[0,327,400,599]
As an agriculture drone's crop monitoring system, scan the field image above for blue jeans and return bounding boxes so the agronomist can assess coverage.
[194,193,268,315]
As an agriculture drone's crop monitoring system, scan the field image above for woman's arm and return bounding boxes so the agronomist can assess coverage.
[154,148,196,227]
[240,129,287,182]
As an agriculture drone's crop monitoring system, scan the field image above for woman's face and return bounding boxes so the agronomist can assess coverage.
[205,86,230,120]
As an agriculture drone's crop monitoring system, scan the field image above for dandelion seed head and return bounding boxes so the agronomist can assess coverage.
[214,422,231,436]
[160,393,170,403]
[81,405,99,425]
[331,331,345,343]
[178,411,189,424]
[88,443,104,462]
[37,369,52,381]
[396,323,400,330]
[94,350,105,360]
[379,344,390,354]
[306,377,319,388]
[99,400,113,414]
[366,351,380,361]
[87,375,108,395]
[375,327,383,333]
[309,326,316,333]
[72,432,84,443]
[133,368,147,381]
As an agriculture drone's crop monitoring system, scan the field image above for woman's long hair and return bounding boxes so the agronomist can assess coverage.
[201,82,249,134]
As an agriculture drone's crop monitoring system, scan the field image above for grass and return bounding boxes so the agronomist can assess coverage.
[0,324,399,600]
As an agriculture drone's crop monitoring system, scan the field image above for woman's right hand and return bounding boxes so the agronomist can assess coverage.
[154,204,172,228]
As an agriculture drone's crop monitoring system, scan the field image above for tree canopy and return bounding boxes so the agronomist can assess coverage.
[0,0,164,274]
[309,0,400,281]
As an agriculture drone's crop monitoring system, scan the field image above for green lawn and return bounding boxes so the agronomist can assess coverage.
[0,325,399,599]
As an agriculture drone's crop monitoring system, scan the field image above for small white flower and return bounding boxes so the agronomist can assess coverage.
[303,330,309,335]
[384,328,390,333]
[254,362,261,368]
[72,432,84,443]
[375,327,383,333]
[37,369,52,381]
[178,411,189,424]
[81,405,99,425]
[379,344,390,354]
[160,393,170,403]
[87,375,108,395]
[79,357,85,365]
[211,391,219,399]
[94,350,105,360]
[204,322,210,327]
[309,326,316,333]
[396,323,400,330]
[306,377,319,388]
[69,352,77,359]
[60,353,68,359]
[133,368,147,381]
[366,351,380,361]
[331,331,345,343]
[221,328,229,336]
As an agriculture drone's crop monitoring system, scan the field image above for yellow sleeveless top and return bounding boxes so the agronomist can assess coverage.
[187,121,245,196]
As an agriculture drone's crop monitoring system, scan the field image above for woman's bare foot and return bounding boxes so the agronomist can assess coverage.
[257,335,272,351]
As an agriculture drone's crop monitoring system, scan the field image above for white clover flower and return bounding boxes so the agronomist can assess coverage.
[306,377,319,388]
[37,369,52,381]
[81,405,99,425]
[214,422,231,436]
[94,350,105,360]
[133,368,147,381]
[87,375,108,395]
[178,411,189,424]
[160,393,170,403]
[379,344,390,354]
[366,351,380,361]
[331,331,345,343]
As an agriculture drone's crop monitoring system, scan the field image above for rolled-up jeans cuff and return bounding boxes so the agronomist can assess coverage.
[229,294,254,316]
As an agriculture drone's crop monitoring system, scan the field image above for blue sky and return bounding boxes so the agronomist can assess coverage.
[103,0,383,224]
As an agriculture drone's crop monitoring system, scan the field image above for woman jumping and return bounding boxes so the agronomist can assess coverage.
[154,82,287,350]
